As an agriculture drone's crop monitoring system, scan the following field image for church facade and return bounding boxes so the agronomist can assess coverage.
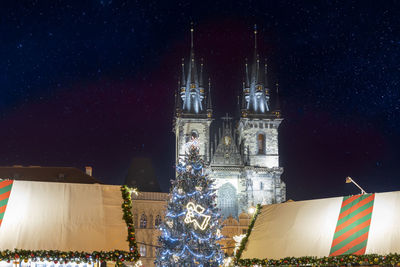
[173,26,286,218]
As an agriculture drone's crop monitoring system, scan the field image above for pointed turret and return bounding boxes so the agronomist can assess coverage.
[274,82,281,118]
[206,78,212,118]
[264,59,270,92]
[179,24,207,115]
[199,58,204,88]
[241,82,248,118]
[175,80,182,117]
[241,25,271,116]
[245,58,250,88]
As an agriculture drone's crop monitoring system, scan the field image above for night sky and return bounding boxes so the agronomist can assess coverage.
[0,1,399,201]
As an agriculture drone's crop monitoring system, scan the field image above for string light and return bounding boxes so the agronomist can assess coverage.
[128,187,139,196]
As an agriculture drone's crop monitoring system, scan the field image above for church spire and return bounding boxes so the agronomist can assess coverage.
[179,23,207,115]
[242,25,271,115]
[190,22,194,49]
[254,24,257,50]
[264,59,270,94]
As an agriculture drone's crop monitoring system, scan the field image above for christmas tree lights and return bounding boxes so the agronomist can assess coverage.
[155,138,224,266]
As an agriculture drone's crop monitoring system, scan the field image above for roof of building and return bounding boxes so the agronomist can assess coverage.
[124,157,161,192]
[0,166,100,184]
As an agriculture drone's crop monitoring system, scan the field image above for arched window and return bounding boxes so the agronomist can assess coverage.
[260,182,264,190]
[140,245,146,257]
[191,130,198,139]
[140,214,147,228]
[217,183,238,218]
[185,130,199,143]
[155,215,162,227]
[257,133,266,154]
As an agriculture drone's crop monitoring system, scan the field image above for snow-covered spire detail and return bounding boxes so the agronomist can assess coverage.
[180,24,206,115]
[242,24,271,115]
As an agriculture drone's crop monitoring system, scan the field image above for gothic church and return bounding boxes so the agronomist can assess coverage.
[173,26,286,218]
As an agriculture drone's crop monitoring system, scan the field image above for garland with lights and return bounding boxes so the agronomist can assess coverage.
[120,185,139,257]
[0,185,140,265]
[236,253,400,266]
[234,204,262,263]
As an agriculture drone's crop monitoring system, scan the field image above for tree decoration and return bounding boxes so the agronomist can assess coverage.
[216,229,222,239]
[172,255,179,263]
[166,220,173,228]
[155,138,224,266]
[0,186,140,265]
[184,202,211,230]
[195,186,203,191]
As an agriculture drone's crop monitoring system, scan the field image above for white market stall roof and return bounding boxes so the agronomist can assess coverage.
[0,180,133,253]
[240,191,400,261]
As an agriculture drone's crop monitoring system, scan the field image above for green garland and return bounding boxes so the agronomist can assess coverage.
[0,249,137,264]
[120,185,140,257]
[234,204,262,263]
[0,186,140,265]
[237,253,400,266]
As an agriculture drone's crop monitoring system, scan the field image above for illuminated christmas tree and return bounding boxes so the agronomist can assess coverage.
[155,138,224,266]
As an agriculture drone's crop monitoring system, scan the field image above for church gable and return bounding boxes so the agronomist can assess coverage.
[210,116,243,167]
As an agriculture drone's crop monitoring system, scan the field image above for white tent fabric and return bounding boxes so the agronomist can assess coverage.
[241,191,400,260]
[0,181,129,252]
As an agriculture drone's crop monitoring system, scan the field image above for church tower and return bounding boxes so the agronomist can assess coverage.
[173,25,212,164]
[172,25,286,219]
[238,25,286,207]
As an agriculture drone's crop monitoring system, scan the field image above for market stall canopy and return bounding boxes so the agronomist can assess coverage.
[0,180,129,252]
[241,191,400,260]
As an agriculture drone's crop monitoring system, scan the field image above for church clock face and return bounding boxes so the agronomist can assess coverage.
[223,136,231,146]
